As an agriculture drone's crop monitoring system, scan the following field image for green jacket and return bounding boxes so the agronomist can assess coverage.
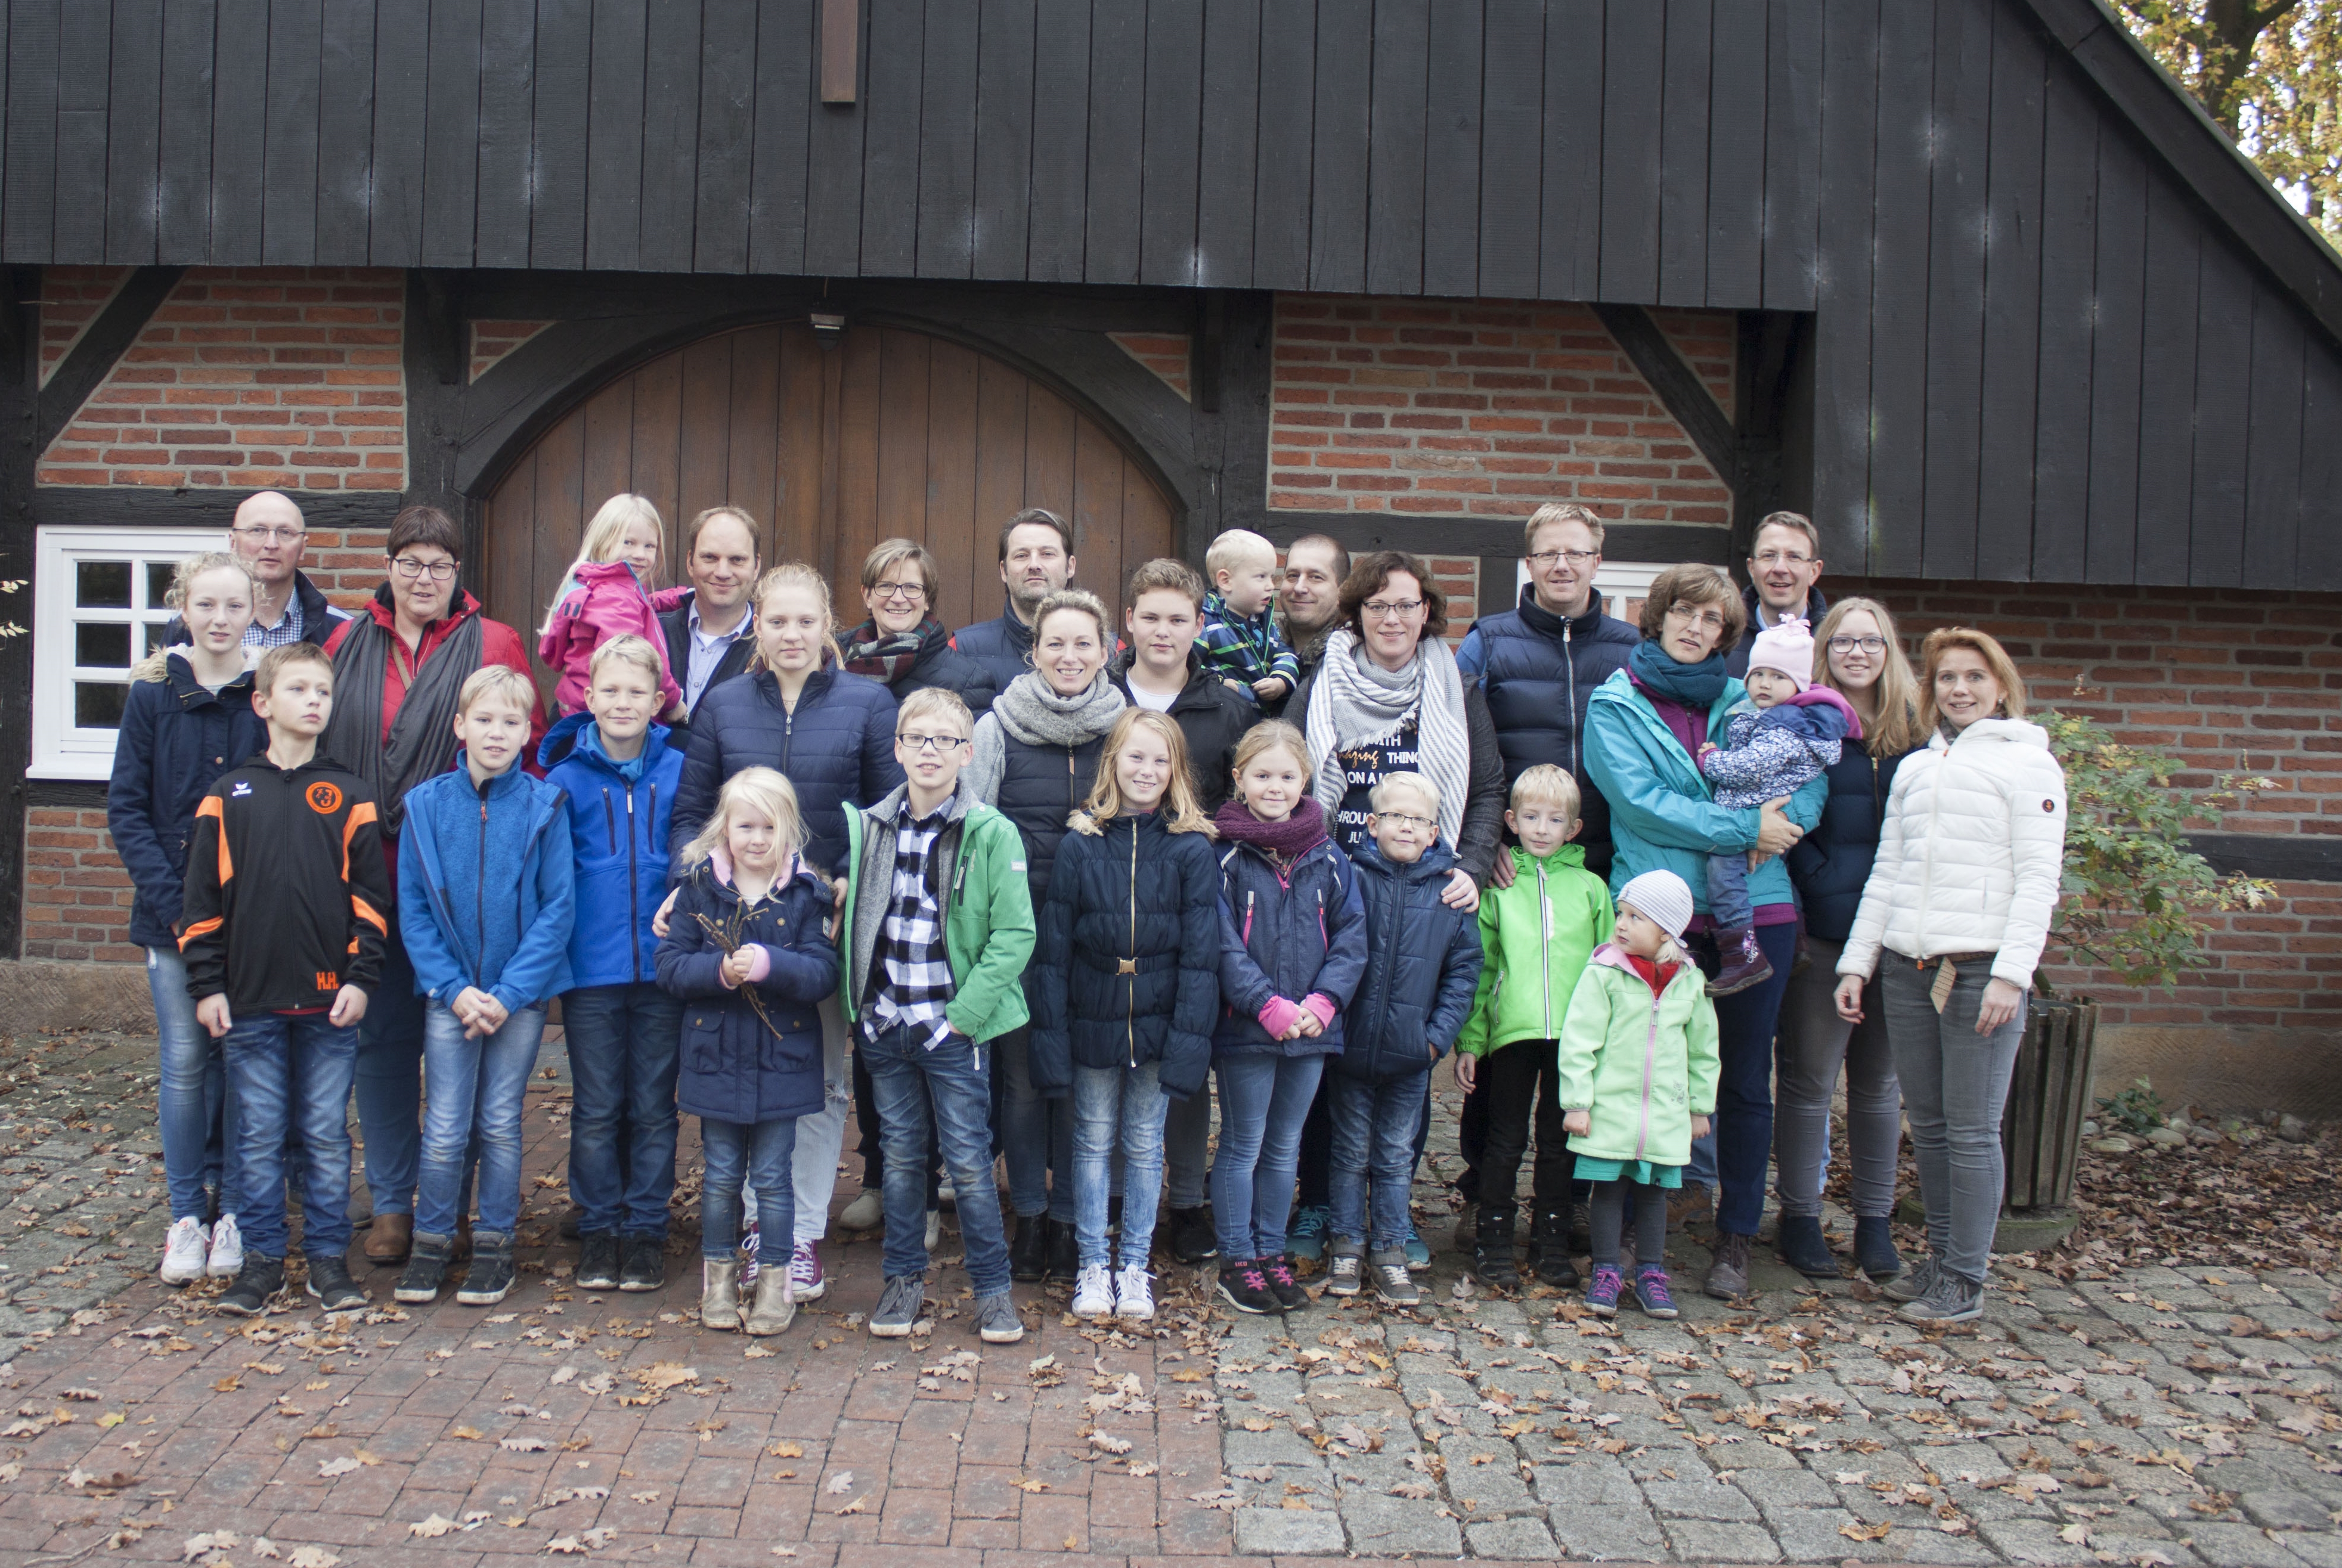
[1556,944,1721,1169]
[1457,843,1614,1058]
[841,784,1036,1045]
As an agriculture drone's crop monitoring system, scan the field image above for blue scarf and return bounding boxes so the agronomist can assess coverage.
[1628,637,1729,710]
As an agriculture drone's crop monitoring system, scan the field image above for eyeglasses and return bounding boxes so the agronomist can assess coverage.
[391,557,458,582]
[1827,635,1888,653]
[1752,549,1814,568]
[232,525,305,544]
[896,732,969,754]
[1525,549,1598,569]
[1663,602,1727,631]
[1361,599,1424,621]
[872,582,927,603]
[1374,812,1435,831]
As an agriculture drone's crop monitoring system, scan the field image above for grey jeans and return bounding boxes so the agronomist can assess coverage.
[1773,937,1901,1219]
[1879,956,2026,1285]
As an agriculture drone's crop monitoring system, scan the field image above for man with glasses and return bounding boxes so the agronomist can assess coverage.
[1727,512,1829,678]
[658,506,763,737]
[163,491,351,649]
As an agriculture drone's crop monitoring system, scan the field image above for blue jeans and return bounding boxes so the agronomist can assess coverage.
[997,1028,1075,1221]
[563,984,680,1237]
[417,1002,545,1238]
[151,947,236,1223]
[1706,852,1754,931]
[1210,1052,1324,1261]
[354,923,426,1216]
[701,1117,795,1264]
[1328,1067,1428,1252]
[862,1024,1013,1296]
[1071,1062,1167,1270]
[1696,921,1799,1237]
[222,1010,359,1262]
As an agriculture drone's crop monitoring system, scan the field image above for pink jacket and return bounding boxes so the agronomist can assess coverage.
[537,560,690,716]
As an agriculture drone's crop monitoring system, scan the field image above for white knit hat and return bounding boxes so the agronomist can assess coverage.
[1616,870,1694,943]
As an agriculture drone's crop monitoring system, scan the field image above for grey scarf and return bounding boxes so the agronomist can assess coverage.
[321,610,484,833]
[965,671,1126,804]
[1304,628,1471,845]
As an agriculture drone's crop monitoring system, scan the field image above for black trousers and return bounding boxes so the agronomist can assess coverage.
[1475,1040,1569,1217]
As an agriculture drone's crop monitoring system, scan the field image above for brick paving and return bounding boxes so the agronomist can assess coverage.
[0,1027,2335,1567]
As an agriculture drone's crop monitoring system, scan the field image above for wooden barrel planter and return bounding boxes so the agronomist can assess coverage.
[1995,996,2101,1250]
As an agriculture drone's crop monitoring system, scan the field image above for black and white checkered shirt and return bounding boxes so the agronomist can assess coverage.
[863,800,956,1051]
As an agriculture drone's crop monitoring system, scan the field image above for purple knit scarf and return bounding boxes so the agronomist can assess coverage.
[1213,797,1330,865]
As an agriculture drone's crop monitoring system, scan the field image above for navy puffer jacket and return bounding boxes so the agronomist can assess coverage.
[888,628,1000,717]
[655,859,839,1123]
[1029,811,1223,1100]
[1213,833,1368,1056]
[670,667,905,881]
[985,727,1109,909]
[951,595,1034,696]
[1788,735,1918,943]
[1337,839,1485,1083]
[106,655,269,950]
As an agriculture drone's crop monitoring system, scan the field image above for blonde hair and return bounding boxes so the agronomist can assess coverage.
[896,685,972,737]
[1508,763,1581,819]
[678,766,806,874]
[588,631,668,691]
[1617,900,1687,968]
[1071,709,1213,837]
[1524,502,1605,553]
[541,492,665,635]
[1232,720,1312,791]
[458,664,538,717]
[1370,771,1442,816]
[1812,596,1923,758]
[1920,626,2028,732]
[1205,528,1277,580]
[747,562,845,672]
[137,551,262,681]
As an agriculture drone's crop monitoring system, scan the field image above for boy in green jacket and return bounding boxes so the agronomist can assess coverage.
[841,688,1037,1346]
[1455,766,1614,1289]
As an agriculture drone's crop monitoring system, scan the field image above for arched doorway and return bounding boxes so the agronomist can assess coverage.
[478,323,1179,642]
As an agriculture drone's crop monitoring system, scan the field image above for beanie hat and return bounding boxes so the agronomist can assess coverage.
[1616,870,1694,943]
[1748,617,1814,692]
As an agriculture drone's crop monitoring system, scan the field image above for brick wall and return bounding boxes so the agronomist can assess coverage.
[1108,332,1192,401]
[36,267,131,387]
[1268,294,1735,527]
[469,319,553,383]
[36,267,406,491]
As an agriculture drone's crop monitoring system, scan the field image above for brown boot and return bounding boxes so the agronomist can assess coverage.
[364,1211,413,1265]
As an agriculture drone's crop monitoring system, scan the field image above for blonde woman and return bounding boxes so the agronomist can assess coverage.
[538,493,690,717]
[1835,628,2067,1324]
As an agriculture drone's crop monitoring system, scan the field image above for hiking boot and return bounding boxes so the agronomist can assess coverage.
[1633,1265,1680,1319]
[1584,1263,1624,1317]
[574,1232,621,1291]
[700,1258,742,1330]
[306,1254,368,1313]
[788,1240,826,1301]
[1898,1269,1984,1324]
[456,1229,515,1306]
[744,1268,795,1335]
[1704,1231,1753,1300]
[870,1274,924,1338]
[1217,1258,1278,1315]
[1706,928,1775,997]
[1262,1254,1309,1312]
[1882,1254,1939,1304]
[1071,1265,1116,1319]
[1044,1218,1079,1282]
[839,1189,884,1232]
[161,1217,210,1286]
[1854,1214,1904,1282]
[1009,1213,1049,1281]
[972,1291,1024,1343]
[1369,1247,1420,1306]
[618,1233,665,1292]
[394,1231,454,1304]
[1169,1206,1218,1264]
[206,1213,244,1278]
[1324,1242,1364,1297]
[363,1211,413,1266]
[1473,1208,1520,1290]
[218,1252,285,1317]
[1526,1208,1579,1288]
[1288,1204,1330,1262]
[1775,1213,1839,1279]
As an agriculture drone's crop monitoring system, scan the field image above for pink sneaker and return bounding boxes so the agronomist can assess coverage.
[789,1239,826,1301]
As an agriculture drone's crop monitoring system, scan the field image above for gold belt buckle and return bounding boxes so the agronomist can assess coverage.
[1117,958,1138,975]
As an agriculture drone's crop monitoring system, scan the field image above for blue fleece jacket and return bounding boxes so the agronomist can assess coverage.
[398,758,577,1012]
[540,713,688,988]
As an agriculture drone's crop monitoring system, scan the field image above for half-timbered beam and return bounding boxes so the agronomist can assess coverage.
[35,266,182,457]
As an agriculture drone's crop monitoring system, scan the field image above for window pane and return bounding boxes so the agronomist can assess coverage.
[147,560,176,608]
[75,621,131,668]
[145,622,172,655]
[76,560,132,608]
[74,681,127,729]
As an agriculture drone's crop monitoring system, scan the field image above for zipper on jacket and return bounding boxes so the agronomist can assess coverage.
[1634,979,1661,1161]
[1565,619,1578,775]
[1126,825,1139,1069]
[626,785,640,981]
[475,782,490,989]
[600,789,618,854]
[1537,862,1553,1038]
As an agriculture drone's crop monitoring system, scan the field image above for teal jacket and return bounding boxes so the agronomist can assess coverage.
[1581,667,1827,911]
[1556,944,1721,1168]
[1457,842,1613,1058]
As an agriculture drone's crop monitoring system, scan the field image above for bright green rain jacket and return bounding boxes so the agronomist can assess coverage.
[1556,944,1721,1168]
[1456,843,1613,1058]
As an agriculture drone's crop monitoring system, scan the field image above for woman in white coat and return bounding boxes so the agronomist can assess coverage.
[1833,627,2066,1324]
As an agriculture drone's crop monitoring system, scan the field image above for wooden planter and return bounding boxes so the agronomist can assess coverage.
[2000,997,2101,1213]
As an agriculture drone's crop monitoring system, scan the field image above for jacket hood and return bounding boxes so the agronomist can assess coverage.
[863,779,977,827]
[537,710,684,772]
[1935,715,2050,753]
[154,649,258,701]
[1585,940,1697,988]
[1350,835,1457,884]
[572,559,650,590]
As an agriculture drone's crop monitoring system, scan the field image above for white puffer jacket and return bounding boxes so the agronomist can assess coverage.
[1838,717,2068,988]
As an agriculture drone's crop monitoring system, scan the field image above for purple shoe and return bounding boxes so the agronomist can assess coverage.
[1634,1264,1680,1319]
[1585,1264,1624,1317]
[789,1239,826,1302]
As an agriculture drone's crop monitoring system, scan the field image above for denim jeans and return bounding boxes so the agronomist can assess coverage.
[1774,938,1900,1219]
[1162,1087,1213,1210]
[563,983,681,1237]
[1209,1053,1323,1261]
[1692,922,1799,1237]
[1705,851,1754,931]
[151,947,236,1222]
[860,1025,1013,1295]
[702,1117,796,1264]
[854,1043,941,1205]
[222,1010,360,1262]
[1881,956,2025,1285]
[1328,1068,1428,1252]
[417,1002,545,1238]
[354,922,426,1216]
[996,1028,1075,1222]
[1071,1062,1167,1270]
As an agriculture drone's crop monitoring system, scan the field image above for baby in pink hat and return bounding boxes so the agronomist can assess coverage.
[1693,619,1864,996]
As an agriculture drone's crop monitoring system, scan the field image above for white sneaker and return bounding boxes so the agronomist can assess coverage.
[160,1217,209,1285]
[206,1213,243,1278]
[937,1179,956,1207]
[924,1208,941,1253]
[838,1190,884,1231]
[1070,1265,1116,1318]
[1114,1263,1155,1322]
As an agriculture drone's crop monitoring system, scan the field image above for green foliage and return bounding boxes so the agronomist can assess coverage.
[2095,1076,2168,1136]
[2039,706,2276,994]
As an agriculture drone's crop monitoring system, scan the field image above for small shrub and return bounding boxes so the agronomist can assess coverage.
[2094,1077,2166,1136]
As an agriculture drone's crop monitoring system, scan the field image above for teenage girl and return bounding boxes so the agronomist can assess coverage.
[538,492,690,717]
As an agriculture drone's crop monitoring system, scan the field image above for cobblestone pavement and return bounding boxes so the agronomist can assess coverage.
[0,1027,2334,1567]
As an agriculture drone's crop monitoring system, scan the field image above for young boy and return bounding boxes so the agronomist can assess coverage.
[394,665,576,1308]
[1197,529,1301,711]
[841,687,1037,1345]
[182,642,386,1316]
[1455,766,1613,1290]
[1324,773,1483,1306]
[1696,619,1860,996]
[541,636,687,1293]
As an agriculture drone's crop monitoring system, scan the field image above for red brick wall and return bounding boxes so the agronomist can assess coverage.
[1109,332,1193,401]
[36,267,406,491]
[36,267,132,386]
[469,319,553,383]
[1268,294,1735,527]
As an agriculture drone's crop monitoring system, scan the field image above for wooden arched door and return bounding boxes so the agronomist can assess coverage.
[479,323,1179,642]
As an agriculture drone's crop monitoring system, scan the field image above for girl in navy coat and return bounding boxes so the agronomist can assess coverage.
[657,767,839,1338]
[1029,710,1222,1325]
[1209,721,1365,1315]
[106,552,267,1288]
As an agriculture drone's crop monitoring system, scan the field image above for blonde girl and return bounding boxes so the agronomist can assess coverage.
[538,493,689,717]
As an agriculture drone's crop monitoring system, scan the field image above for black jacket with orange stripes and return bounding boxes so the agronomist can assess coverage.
[179,751,391,1013]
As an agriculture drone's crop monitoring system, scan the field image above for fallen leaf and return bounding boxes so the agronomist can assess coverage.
[452,1424,485,1441]
[1089,1432,1132,1455]
[769,1441,805,1458]
[181,1531,240,1560]
[98,1411,125,1429]
[1389,1481,1434,1499]
[1842,1521,1892,1542]
[212,1376,242,1393]
[317,1455,361,1478]
[501,1436,550,1452]
[1013,1477,1049,1492]
[633,1362,698,1392]
[60,1387,100,1400]
[835,1493,868,1516]
[549,1366,578,1386]
[823,1471,855,1495]
[629,1490,661,1503]
[410,1514,460,1538]
[546,1537,586,1555]
[286,1550,340,1568]
[251,1542,281,1561]
[772,1548,799,1558]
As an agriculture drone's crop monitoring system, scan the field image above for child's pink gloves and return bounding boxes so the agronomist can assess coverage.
[1258,996,1305,1039]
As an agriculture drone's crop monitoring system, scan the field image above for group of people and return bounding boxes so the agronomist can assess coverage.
[107,488,2067,1337]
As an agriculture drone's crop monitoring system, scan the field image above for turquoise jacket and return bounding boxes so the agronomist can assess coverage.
[1582,668,1827,912]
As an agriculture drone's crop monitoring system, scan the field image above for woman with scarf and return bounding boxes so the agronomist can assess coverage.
[1582,563,1824,1300]
[964,588,1127,1283]
[1279,550,1507,1266]
[320,505,547,1268]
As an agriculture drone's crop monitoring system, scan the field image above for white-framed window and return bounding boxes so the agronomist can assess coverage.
[30,526,227,780]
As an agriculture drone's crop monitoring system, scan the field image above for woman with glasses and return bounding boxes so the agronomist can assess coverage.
[1582,563,1824,1300]
[1773,598,1924,1287]
[321,505,547,1270]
